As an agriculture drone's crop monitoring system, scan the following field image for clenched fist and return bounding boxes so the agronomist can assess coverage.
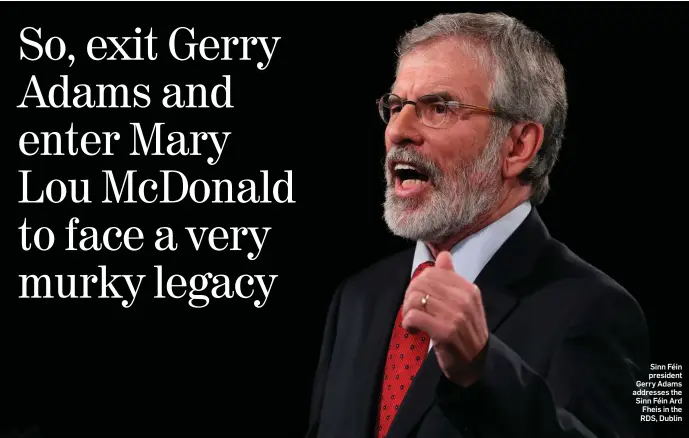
[401,251,489,387]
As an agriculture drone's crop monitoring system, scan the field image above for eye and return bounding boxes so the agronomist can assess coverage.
[387,97,403,113]
[430,103,446,114]
[389,104,402,114]
[419,95,447,113]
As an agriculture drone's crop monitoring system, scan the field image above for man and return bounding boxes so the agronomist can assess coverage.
[306,11,650,438]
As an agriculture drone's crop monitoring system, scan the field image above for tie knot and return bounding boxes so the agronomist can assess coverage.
[412,261,434,279]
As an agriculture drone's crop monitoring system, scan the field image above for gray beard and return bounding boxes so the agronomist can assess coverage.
[383,140,503,244]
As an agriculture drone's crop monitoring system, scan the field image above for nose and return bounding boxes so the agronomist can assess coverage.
[385,104,423,148]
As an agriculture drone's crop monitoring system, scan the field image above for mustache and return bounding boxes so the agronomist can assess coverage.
[384,146,442,182]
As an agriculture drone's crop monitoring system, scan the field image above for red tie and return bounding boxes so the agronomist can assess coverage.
[376,261,434,438]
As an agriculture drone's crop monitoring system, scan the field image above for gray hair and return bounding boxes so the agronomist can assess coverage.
[396,12,567,205]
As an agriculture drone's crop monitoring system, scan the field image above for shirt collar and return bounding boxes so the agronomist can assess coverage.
[411,201,532,282]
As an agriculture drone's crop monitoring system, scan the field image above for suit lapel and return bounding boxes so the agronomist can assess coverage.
[347,248,416,438]
[386,208,551,438]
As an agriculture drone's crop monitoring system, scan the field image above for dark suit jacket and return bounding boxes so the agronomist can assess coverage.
[306,208,650,438]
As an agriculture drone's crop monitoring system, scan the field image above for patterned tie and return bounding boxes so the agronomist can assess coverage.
[376,260,434,438]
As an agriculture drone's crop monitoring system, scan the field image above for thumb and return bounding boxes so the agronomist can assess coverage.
[435,251,455,271]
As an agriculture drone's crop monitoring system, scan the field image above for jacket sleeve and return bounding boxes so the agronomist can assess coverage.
[437,283,651,438]
[305,280,346,438]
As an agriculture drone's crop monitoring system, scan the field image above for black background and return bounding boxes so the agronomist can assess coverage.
[4,2,686,437]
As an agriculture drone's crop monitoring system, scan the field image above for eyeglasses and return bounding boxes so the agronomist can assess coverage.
[376,92,506,128]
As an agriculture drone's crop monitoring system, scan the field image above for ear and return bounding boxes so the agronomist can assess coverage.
[502,121,545,179]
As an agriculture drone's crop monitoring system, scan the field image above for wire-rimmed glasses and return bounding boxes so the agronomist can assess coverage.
[376,92,506,128]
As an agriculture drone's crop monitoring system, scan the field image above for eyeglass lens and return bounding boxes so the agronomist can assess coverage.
[378,94,449,127]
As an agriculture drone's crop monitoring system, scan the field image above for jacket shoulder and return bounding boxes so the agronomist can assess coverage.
[528,236,646,328]
[337,246,414,293]
[351,245,414,279]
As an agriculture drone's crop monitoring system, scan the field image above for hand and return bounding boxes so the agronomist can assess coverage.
[401,251,489,387]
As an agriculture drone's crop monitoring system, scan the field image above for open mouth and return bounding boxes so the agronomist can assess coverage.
[392,162,431,197]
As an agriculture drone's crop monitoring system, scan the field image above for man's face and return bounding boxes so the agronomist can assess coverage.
[383,37,505,243]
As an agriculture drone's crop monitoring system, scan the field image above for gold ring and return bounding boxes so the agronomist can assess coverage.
[421,294,429,311]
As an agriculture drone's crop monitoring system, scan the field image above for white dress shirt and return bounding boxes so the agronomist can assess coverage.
[409,201,532,351]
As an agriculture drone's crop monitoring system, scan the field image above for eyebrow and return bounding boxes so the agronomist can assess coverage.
[389,86,465,103]
[434,90,461,103]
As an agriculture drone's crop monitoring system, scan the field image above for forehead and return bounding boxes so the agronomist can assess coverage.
[392,37,491,103]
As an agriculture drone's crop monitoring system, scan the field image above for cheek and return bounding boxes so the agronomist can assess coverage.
[383,128,394,152]
[431,122,492,170]
[430,133,480,173]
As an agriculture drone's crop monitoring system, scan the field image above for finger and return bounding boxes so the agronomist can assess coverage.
[423,269,481,308]
[401,308,449,341]
[407,273,469,314]
[434,251,455,271]
[402,289,447,318]
[423,266,475,293]
[407,271,459,307]
[407,269,457,303]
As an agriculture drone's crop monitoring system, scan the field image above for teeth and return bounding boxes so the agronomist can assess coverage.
[401,179,425,188]
[394,163,417,171]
